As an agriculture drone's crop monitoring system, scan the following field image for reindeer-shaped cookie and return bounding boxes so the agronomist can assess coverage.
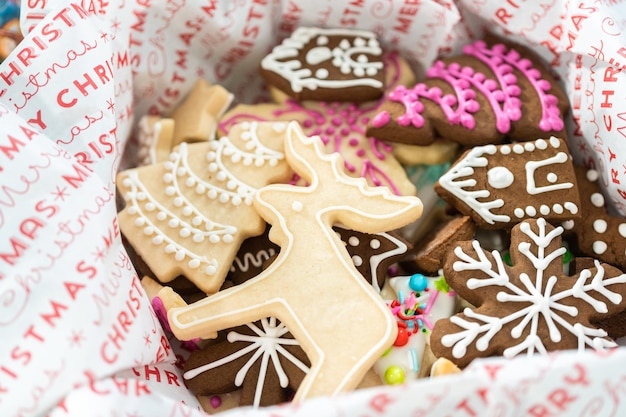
[117,121,293,294]
[166,122,423,400]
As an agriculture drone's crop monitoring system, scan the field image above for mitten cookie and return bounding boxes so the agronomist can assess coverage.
[434,137,580,229]
[431,218,626,369]
[260,27,386,103]
[367,37,568,146]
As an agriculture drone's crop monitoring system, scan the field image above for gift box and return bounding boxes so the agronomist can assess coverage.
[2,1,626,416]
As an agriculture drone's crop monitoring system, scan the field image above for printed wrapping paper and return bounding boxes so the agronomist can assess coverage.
[0,1,625,416]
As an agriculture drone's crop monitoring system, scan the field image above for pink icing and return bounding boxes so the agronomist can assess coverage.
[152,297,200,350]
[373,40,564,134]
[220,53,407,196]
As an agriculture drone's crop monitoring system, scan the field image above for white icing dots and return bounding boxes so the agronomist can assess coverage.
[564,202,578,215]
[535,139,547,150]
[513,144,524,154]
[552,204,563,214]
[525,206,537,216]
[348,236,360,246]
[316,68,329,79]
[619,224,626,238]
[546,173,558,183]
[549,136,560,148]
[586,169,599,182]
[524,142,535,152]
[352,255,363,267]
[540,205,550,215]
[514,208,525,218]
[562,220,574,230]
[593,219,608,234]
[292,201,303,212]
[370,239,381,250]
[591,193,605,208]
[500,145,511,155]
[593,241,608,255]
[487,166,514,189]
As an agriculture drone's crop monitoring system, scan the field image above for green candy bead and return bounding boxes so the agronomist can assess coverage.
[384,365,405,385]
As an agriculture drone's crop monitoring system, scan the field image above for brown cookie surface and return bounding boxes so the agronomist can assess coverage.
[431,218,626,369]
[367,38,568,147]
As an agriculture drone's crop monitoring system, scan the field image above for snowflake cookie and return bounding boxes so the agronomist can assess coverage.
[430,218,626,369]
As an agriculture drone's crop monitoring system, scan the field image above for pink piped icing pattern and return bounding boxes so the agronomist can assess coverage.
[220,53,406,195]
[372,40,564,134]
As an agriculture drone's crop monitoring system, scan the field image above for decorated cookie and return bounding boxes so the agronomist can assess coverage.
[373,273,457,384]
[134,79,233,167]
[229,225,410,293]
[166,122,423,401]
[135,115,176,166]
[434,137,581,229]
[220,49,417,196]
[117,121,293,294]
[183,317,310,408]
[260,27,386,103]
[431,218,626,369]
[401,215,475,275]
[562,166,626,270]
[367,38,568,147]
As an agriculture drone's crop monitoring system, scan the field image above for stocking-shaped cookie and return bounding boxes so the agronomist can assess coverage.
[431,218,626,369]
[117,121,293,294]
[219,28,419,196]
[367,38,568,147]
[166,121,423,401]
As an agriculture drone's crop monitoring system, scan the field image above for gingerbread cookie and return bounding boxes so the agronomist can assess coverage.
[562,166,626,270]
[134,79,233,167]
[117,121,293,294]
[229,225,410,293]
[184,317,310,408]
[220,48,417,196]
[367,38,568,147]
[373,273,457,384]
[260,27,385,103]
[431,218,626,369]
[401,215,475,275]
[135,115,176,166]
[166,122,423,401]
[434,137,581,229]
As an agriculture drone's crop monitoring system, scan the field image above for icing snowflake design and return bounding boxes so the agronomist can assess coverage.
[184,317,309,407]
[439,218,626,364]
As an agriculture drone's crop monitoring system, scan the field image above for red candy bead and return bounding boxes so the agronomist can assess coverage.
[394,326,409,346]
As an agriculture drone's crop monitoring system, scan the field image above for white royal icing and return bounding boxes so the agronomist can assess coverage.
[445,218,625,360]
[261,27,383,93]
[438,137,578,225]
